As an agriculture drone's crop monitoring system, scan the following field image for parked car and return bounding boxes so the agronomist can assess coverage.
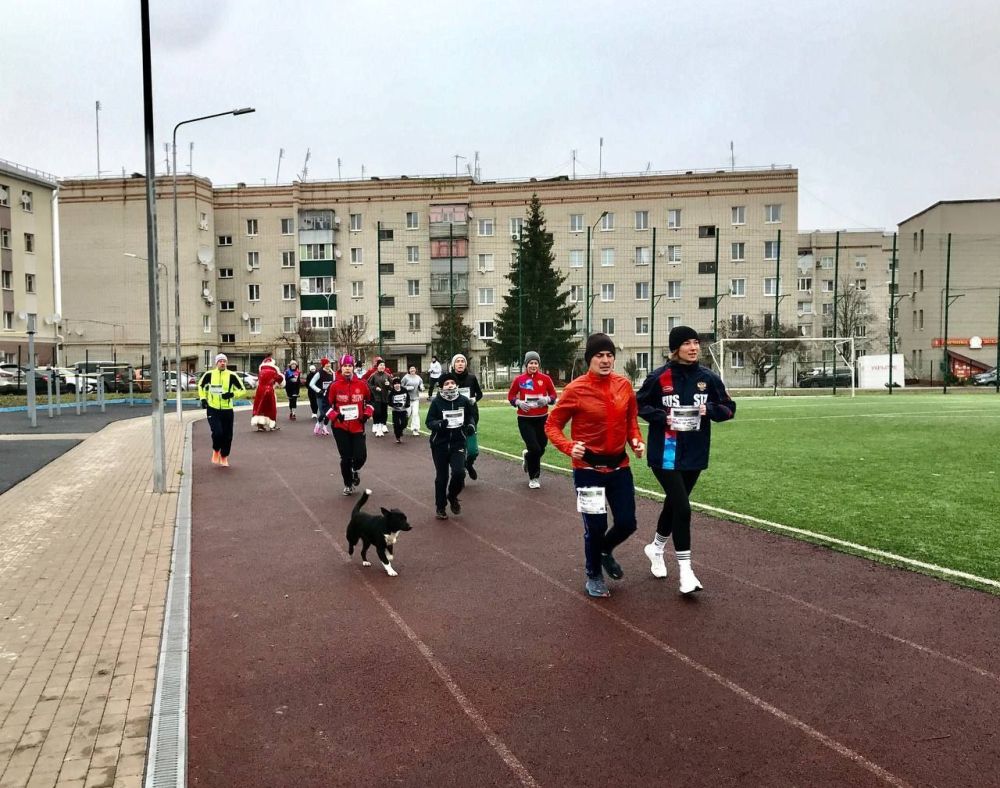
[0,366,58,394]
[972,367,997,386]
[798,369,853,388]
[242,371,258,389]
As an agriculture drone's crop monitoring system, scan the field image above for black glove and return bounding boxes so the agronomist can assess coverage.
[462,424,476,437]
[336,412,346,422]
[221,391,234,400]
[200,399,208,410]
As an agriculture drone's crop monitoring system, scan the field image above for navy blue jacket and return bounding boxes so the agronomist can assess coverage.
[636,361,735,471]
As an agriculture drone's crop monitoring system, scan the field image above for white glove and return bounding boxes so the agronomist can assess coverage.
[517,399,534,411]
[537,396,550,406]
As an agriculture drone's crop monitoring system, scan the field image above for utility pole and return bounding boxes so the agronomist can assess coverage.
[95,100,102,177]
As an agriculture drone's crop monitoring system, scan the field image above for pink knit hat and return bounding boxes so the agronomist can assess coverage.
[339,354,355,366]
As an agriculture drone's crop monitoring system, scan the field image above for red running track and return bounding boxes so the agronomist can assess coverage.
[187,416,1000,787]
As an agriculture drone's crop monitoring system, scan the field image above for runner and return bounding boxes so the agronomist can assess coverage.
[450,353,483,480]
[326,354,374,495]
[284,360,302,421]
[250,355,284,432]
[309,358,335,436]
[507,350,558,489]
[197,353,246,468]
[425,372,476,519]
[400,364,425,436]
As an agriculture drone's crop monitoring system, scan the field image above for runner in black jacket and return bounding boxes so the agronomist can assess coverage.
[425,373,476,519]
[636,326,736,594]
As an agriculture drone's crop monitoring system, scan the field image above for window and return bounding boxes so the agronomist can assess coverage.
[570,285,584,303]
[478,253,494,272]
[25,274,36,293]
[0,228,9,248]
[478,321,494,340]
[246,219,258,236]
[478,218,495,236]
[698,225,717,238]
[764,241,778,260]
[569,214,583,232]
[311,316,334,329]
[351,281,364,298]
[569,249,584,268]
[764,314,776,332]
[730,278,746,297]
[247,251,260,269]
[855,325,867,338]
[763,277,778,295]
[822,302,834,316]
[510,217,524,236]
[667,281,682,299]
[600,248,615,267]
[601,318,616,335]
[635,317,649,335]
[0,184,8,206]
[283,317,298,332]
[350,213,362,231]
[822,280,834,293]
[798,277,812,291]
[282,284,296,300]
[281,218,294,235]
[303,243,328,260]
[24,233,34,253]
[351,247,363,264]
[731,242,745,262]
[918,309,924,329]
[571,319,583,336]
[667,316,680,331]
[919,229,924,251]
[303,276,333,295]
[247,284,260,301]
[854,279,867,290]
[380,330,396,341]
[731,206,745,225]
[21,190,33,212]
[797,301,813,314]
[220,333,235,343]
[478,287,495,306]
[667,245,682,263]
[730,314,746,332]
[854,256,868,270]
[379,262,395,275]
[667,209,681,229]
[698,297,714,309]
[380,295,396,308]
[218,268,233,279]
[634,246,651,266]
[765,204,782,223]
[248,318,262,334]
[1,271,11,289]
[600,213,615,231]
[202,315,211,333]
[601,283,615,302]
[819,256,834,269]
[634,211,649,230]
[913,232,918,252]
[919,270,924,291]
[635,282,649,301]
[731,351,745,369]
[407,279,420,297]
[697,261,717,274]
[281,251,295,268]
[220,300,235,311]
[406,211,419,229]
[408,313,421,331]
[218,235,233,246]
[407,246,420,263]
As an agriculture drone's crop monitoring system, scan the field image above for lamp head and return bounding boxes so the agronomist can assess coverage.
[233,107,255,116]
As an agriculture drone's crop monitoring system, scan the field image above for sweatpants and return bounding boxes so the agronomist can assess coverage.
[333,429,367,486]
[572,466,638,579]
[392,410,407,439]
[431,443,466,511]
[650,468,701,552]
[517,415,548,479]
[206,408,235,458]
[373,402,389,430]
[408,400,421,433]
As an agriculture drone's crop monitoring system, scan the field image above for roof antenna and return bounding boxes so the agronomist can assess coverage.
[300,148,310,182]
[275,148,284,184]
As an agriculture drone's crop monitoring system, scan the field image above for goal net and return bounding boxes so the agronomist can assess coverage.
[707,337,856,394]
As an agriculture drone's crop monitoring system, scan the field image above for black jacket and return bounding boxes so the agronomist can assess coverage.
[425,393,475,449]
[450,370,483,424]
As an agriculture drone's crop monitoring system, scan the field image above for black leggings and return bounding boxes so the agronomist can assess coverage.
[333,429,367,486]
[373,401,389,426]
[650,468,701,552]
[431,443,466,510]
[517,415,548,478]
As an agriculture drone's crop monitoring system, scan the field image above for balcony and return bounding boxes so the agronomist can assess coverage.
[429,288,469,308]
[429,221,468,239]
[300,294,337,311]
[300,259,336,278]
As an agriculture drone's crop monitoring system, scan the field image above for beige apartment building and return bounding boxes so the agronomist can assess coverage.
[897,199,1000,381]
[1,159,59,365]
[58,167,804,380]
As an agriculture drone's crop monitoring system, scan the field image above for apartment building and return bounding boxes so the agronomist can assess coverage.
[0,159,59,365]
[897,199,1000,381]
[57,167,801,377]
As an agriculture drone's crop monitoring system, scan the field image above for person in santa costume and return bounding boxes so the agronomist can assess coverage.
[250,355,285,432]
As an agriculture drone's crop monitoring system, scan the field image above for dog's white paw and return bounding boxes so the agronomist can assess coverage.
[384,564,398,577]
[362,560,371,567]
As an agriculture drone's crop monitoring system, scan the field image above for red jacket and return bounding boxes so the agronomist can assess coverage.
[507,371,558,417]
[544,371,642,471]
[326,374,373,434]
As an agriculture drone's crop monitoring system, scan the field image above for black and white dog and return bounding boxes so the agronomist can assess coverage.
[346,489,412,576]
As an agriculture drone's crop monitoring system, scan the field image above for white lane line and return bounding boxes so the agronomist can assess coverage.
[734,409,1000,422]
[269,467,540,788]
[477,445,1000,591]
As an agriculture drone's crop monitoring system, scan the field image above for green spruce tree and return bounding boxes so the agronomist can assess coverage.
[492,194,578,374]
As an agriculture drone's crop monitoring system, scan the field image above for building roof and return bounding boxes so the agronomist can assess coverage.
[0,158,58,189]
[898,198,1000,227]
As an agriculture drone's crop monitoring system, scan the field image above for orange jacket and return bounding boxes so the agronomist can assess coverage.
[544,371,642,471]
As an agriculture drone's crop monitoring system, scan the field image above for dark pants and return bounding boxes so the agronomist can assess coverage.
[428,377,440,397]
[431,442,466,510]
[373,401,389,427]
[287,393,298,412]
[517,415,548,479]
[650,468,701,552]
[308,390,318,416]
[572,466,638,579]
[391,410,407,439]
[206,408,235,458]
[333,429,367,486]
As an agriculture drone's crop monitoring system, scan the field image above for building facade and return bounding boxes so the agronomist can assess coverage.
[0,159,59,365]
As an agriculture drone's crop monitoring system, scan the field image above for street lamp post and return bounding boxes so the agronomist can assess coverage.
[172,107,255,420]
[323,289,339,357]
[585,211,609,338]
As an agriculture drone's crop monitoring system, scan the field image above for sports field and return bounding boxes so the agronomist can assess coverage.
[475,392,1000,588]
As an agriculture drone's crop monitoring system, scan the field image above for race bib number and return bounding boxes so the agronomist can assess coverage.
[576,486,607,515]
[443,408,465,429]
[392,395,407,408]
[321,381,331,393]
[209,385,224,395]
[523,394,542,408]
[339,404,359,421]
[458,387,471,400]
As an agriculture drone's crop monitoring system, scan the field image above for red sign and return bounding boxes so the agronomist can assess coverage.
[931,337,998,348]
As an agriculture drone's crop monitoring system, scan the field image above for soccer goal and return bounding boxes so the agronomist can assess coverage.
[707,336,856,395]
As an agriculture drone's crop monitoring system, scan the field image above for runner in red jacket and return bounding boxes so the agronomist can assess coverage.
[507,350,558,489]
[326,355,374,495]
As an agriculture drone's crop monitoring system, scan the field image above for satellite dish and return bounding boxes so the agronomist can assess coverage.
[334,249,342,259]
[17,311,27,320]
[0,186,8,202]
[202,288,211,297]
[241,312,250,321]
[52,312,61,322]
[197,247,213,265]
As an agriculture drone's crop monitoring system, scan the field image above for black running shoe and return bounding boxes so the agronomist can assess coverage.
[601,552,624,580]
[435,509,448,520]
[352,470,360,486]
[449,497,462,515]
[466,460,478,481]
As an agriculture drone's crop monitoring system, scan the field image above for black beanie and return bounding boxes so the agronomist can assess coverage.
[584,333,616,364]
[668,325,700,352]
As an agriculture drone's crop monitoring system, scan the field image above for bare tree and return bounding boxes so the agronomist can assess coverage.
[269,318,322,364]
[330,318,377,365]
[832,277,878,355]
[718,315,802,387]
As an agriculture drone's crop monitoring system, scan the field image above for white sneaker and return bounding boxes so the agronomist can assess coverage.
[644,543,668,578]
[678,564,703,594]
[528,478,540,489]
[521,449,528,472]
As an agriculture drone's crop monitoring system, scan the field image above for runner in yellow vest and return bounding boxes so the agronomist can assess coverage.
[197,353,246,467]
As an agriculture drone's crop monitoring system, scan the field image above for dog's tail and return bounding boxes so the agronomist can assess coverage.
[352,488,372,517]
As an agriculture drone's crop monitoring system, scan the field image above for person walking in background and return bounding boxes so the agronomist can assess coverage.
[425,373,476,520]
[327,354,374,495]
[401,364,425,436]
[367,359,393,437]
[636,326,736,595]
[251,355,284,432]
[450,353,483,480]
[305,363,319,419]
[309,358,335,436]
[389,377,411,443]
[284,360,302,421]
[427,355,442,397]
[198,353,246,468]
[508,350,558,489]
[545,333,645,599]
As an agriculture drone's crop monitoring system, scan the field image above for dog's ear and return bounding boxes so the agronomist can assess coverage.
[380,507,391,517]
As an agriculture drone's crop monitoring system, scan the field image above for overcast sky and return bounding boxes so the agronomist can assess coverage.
[3,0,998,230]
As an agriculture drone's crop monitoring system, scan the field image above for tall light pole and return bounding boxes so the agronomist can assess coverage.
[173,107,255,420]
[323,288,339,356]
[585,211,609,337]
